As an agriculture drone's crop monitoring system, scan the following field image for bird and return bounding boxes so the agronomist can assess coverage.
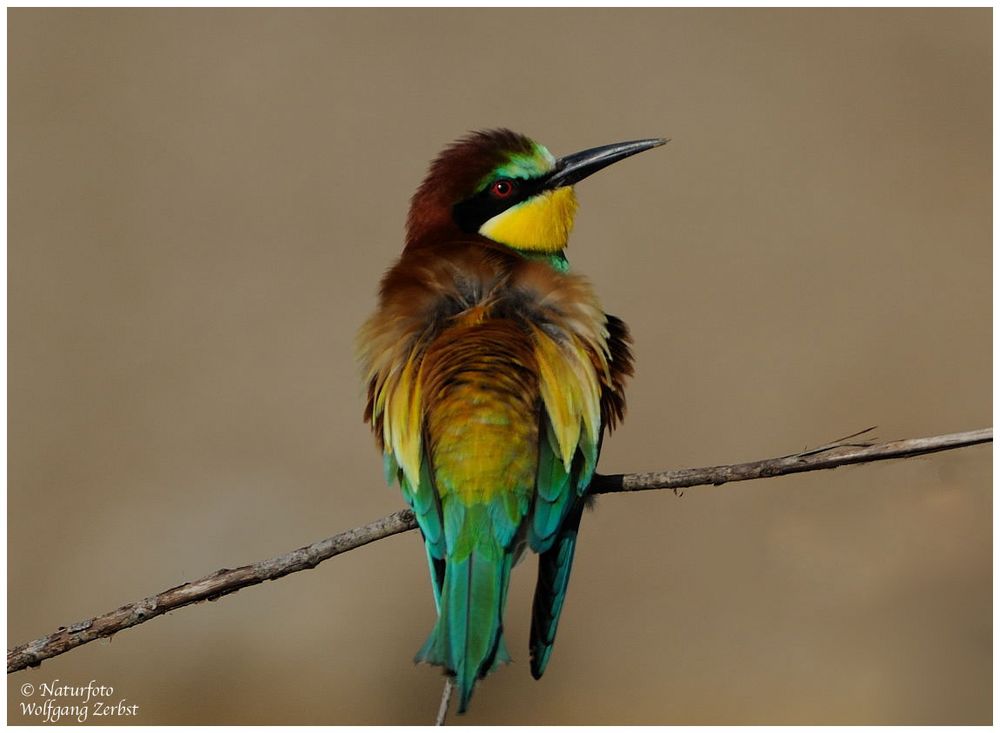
[357,129,665,713]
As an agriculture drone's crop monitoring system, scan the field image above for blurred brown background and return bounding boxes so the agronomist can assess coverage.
[8,8,991,725]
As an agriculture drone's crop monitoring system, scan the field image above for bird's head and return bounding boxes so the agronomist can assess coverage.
[405,129,665,254]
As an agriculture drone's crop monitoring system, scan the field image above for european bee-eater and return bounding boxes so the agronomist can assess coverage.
[358,129,664,713]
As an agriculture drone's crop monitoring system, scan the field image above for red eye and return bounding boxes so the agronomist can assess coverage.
[490,179,515,199]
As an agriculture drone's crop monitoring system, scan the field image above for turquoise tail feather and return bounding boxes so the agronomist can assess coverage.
[415,503,515,713]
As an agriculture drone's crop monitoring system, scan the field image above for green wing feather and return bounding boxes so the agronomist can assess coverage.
[529,421,573,553]
[528,427,594,680]
[530,500,585,679]
[395,453,446,609]
[528,336,617,678]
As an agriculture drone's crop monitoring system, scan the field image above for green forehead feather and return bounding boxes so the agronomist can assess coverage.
[478,143,556,189]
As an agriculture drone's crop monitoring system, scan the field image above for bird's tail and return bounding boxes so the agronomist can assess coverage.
[415,506,514,713]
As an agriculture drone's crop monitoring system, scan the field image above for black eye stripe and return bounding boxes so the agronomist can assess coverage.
[453,176,546,234]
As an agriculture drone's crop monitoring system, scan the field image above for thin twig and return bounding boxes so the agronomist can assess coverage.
[780,425,878,459]
[435,677,454,725]
[7,428,991,674]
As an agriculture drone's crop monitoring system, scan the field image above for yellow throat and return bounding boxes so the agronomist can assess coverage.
[479,187,579,253]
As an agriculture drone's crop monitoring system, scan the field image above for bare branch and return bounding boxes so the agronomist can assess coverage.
[7,428,991,674]
[590,428,992,494]
[7,509,417,674]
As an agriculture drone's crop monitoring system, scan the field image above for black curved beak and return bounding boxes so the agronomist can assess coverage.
[544,138,668,189]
